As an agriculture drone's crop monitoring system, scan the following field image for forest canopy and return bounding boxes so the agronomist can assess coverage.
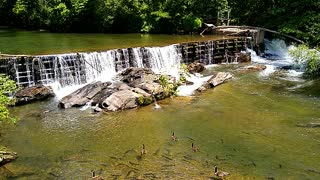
[0,0,319,46]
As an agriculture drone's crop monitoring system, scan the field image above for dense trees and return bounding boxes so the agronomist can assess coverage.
[0,0,319,46]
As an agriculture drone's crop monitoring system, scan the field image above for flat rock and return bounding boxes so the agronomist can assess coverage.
[14,85,54,105]
[206,72,233,87]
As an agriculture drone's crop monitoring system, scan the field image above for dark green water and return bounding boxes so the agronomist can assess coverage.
[0,30,229,55]
[1,66,320,179]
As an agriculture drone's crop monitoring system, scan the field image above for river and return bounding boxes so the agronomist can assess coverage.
[0,29,228,55]
[0,31,320,179]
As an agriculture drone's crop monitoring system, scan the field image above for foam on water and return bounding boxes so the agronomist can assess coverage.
[177,74,213,96]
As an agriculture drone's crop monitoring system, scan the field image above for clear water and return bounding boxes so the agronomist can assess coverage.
[1,65,320,179]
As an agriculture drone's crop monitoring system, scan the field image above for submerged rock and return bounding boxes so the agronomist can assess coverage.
[297,122,320,128]
[239,64,267,72]
[0,148,18,167]
[187,61,206,74]
[14,85,54,105]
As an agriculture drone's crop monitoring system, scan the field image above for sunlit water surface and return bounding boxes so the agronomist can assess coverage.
[0,30,231,55]
[1,65,320,179]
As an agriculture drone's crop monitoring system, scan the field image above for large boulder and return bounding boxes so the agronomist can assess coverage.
[59,82,110,109]
[120,67,158,87]
[101,90,143,111]
[137,82,163,95]
[15,85,54,105]
[187,61,206,74]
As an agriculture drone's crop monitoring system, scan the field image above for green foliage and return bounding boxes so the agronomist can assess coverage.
[137,95,153,106]
[182,15,202,32]
[289,45,320,78]
[158,75,178,97]
[0,74,17,123]
[178,63,190,85]
[1,0,319,45]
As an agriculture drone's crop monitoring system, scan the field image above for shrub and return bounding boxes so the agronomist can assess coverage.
[0,74,17,123]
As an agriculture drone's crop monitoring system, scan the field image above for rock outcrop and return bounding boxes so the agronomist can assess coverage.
[59,67,177,111]
[14,85,54,105]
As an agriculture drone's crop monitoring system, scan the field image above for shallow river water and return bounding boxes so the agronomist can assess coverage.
[1,65,320,179]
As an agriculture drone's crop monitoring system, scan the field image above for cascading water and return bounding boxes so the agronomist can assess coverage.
[250,39,304,78]
[12,45,184,99]
[6,38,248,99]
[144,45,181,78]
[131,47,144,68]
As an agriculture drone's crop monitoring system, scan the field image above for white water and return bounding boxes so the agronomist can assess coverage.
[132,47,144,68]
[250,39,304,78]
[13,39,310,100]
[177,74,213,96]
[35,45,183,99]
[145,45,181,78]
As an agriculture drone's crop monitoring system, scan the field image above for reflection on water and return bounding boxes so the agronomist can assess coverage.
[0,31,231,55]
[1,66,320,179]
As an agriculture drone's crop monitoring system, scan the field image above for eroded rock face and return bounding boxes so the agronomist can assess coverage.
[59,82,111,108]
[14,85,54,105]
[187,61,206,74]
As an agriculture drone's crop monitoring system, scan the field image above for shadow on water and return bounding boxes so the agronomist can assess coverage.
[1,67,320,179]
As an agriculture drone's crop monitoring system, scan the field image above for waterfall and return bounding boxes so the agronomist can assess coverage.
[131,47,144,67]
[144,45,181,78]
[7,45,183,99]
[3,38,249,99]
